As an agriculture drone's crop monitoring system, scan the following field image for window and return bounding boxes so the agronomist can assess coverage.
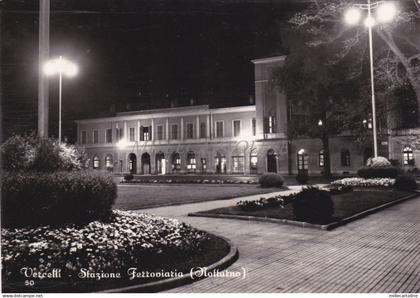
[171,124,178,140]
[81,130,87,145]
[252,118,256,136]
[116,127,124,141]
[297,150,309,170]
[140,126,151,141]
[341,149,351,167]
[172,152,181,171]
[215,154,226,173]
[319,149,325,167]
[129,127,135,142]
[105,155,113,170]
[187,151,196,171]
[186,123,194,139]
[106,129,112,143]
[157,125,164,140]
[232,156,245,173]
[93,155,100,169]
[403,147,414,165]
[268,115,276,133]
[233,120,241,137]
[93,130,99,144]
[201,158,207,172]
[250,153,258,173]
[216,121,224,138]
[200,122,206,138]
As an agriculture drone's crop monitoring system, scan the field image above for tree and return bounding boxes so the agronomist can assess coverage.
[285,0,420,117]
[274,30,369,177]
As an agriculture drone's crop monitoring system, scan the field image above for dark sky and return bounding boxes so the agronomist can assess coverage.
[1,0,307,140]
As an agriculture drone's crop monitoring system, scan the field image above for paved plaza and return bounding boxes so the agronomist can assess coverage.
[135,187,420,293]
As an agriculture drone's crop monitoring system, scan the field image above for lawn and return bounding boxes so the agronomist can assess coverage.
[114,184,282,210]
[192,190,415,225]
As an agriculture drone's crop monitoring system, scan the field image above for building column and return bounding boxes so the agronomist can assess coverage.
[180,117,184,140]
[151,118,154,140]
[165,118,169,141]
[196,116,200,139]
[137,120,141,142]
[123,121,127,140]
[207,114,211,139]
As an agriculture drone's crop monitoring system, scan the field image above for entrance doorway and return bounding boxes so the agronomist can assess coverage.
[128,153,137,174]
[267,149,277,173]
[141,152,151,174]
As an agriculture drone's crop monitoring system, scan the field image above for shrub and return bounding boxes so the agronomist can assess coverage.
[124,173,134,181]
[328,185,353,195]
[357,166,398,178]
[259,173,284,188]
[331,177,395,188]
[393,175,417,191]
[366,156,391,167]
[292,187,334,222]
[1,134,87,172]
[1,170,117,227]
[296,172,309,184]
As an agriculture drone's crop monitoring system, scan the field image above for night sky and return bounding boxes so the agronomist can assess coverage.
[1,0,307,141]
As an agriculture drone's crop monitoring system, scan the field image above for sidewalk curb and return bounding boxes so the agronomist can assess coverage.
[100,234,239,293]
[189,192,419,231]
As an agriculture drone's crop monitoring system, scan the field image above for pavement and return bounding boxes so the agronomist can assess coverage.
[134,186,420,293]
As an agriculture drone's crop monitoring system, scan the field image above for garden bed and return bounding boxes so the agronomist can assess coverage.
[1,211,231,293]
[189,190,418,229]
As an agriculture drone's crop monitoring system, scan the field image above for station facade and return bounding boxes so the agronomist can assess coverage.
[76,56,419,175]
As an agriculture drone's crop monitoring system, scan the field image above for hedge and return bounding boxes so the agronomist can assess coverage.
[393,175,417,191]
[259,173,284,188]
[357,166,399,179]
[292,187,334,222]
[1,170,117,227]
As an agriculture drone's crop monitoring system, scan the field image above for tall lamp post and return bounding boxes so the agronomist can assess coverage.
[344,1,397,157]
[43,56,78,143]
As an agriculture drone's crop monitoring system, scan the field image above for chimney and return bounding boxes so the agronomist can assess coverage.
[190,98,195,106]
[109,104,116,113]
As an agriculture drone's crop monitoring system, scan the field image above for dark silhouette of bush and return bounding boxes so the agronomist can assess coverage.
[259,173,284,188]
[393,175,417,191]
[292,187,334,223]
[2,170,117,227]
[124,174,134,181]
[296,172,309,184]
[357,166,399,179]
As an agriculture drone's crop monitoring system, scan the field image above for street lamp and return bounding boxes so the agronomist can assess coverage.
[43,56,78,143]
[344,1,397,157]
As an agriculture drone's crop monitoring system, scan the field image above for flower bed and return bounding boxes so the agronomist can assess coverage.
[330,177,395,188]
[2,211,229,292]
[121,178,258,185]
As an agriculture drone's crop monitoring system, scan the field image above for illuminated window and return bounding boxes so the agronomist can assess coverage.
[105,155,113,170]
[319,149,324,167]
[93,155,100,169]
[297,149,308,170]
[232,156,245,173]
[116,127,124,141]
[172,152,181,171]
[403,147,414,165]
[140,126,151,141]
[187,151,196,171]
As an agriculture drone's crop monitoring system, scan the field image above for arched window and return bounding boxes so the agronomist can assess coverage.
[105,155,113,170]
[341,149,351,167]
[93,155,100,169]
[172,152,181,171]
[319,149,324,167]
[297,149,308,170]
[187,151,196,171]
[403,147,414,165]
